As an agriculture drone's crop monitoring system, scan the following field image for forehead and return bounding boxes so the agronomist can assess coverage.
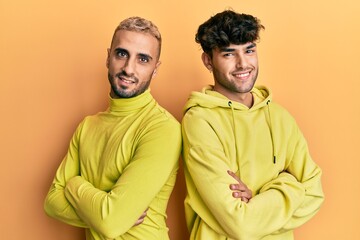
[111,30,159,58]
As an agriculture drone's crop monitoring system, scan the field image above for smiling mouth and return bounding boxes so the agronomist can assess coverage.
[233,71,250,79]
[237,72,250,77]
[118,76,136,84]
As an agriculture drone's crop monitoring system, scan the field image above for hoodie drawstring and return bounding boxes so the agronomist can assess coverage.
[266,100,277,164]
[228,101,242,178]
[229,100,277,166]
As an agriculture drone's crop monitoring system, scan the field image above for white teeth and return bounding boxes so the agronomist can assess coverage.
[120,77,134,83]
[235,72,250,78]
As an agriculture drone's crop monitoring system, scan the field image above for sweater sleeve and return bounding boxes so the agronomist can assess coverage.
[185,148,306,239]
[64,120,181,239]
[183,115,308,240]
[275,126,324,233]
[44,123,88,228]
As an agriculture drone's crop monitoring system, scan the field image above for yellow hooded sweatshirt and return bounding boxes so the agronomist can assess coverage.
[44,90,182,240]
[182,85,324,240]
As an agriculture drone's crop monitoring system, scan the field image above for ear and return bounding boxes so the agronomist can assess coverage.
[151,61,162,79]
[106,48,110,68]
[201,52,213,72]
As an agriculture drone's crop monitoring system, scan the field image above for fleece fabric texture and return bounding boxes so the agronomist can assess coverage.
[182,85,324,240]
[44,90,182,240]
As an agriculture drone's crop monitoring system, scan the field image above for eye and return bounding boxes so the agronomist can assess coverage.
[115,50,128,58]
[223,53,234,57]
[245,44,257,54]
[139,56,150,63]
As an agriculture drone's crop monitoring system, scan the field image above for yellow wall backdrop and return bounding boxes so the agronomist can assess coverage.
[1,0,359,239]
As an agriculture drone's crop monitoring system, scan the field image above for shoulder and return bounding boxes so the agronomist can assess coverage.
[141,103,181,137]
[182,107,215,131]
[152,103,180,127]
[268,102,302,138]
[269,102,296,122]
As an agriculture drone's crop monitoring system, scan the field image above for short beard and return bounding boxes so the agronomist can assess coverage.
[108,72,151,98]
[213,67,258,94]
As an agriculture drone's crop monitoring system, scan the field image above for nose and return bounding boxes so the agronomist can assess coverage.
[122,58,135,76]
[236,55,247,69]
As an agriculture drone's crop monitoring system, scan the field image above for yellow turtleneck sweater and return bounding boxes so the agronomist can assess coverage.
[44,90,182,240]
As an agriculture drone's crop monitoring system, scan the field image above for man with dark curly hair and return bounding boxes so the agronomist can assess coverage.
[182,10,324,239]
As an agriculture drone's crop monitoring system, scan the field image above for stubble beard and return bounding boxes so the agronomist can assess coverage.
[214,67,259,94]
[108,72,151,98]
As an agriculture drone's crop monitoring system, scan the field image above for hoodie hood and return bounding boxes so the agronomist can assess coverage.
[183,85,277,164]
[184,85,272,113]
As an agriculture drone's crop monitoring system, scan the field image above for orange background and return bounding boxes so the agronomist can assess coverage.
[1,0,359,239]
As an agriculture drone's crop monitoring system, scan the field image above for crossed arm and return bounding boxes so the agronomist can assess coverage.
[185,147,312,239]
[225,164,322,238]
[44,120,181,239]
[183,117,323,239]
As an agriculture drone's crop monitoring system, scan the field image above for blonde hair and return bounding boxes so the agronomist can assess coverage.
[111,16,162,58]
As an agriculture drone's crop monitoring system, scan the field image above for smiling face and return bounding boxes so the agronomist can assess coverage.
[106,29,161,98]
[202,42,259,104]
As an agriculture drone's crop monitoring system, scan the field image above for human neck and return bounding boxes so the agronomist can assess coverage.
[213,86,254,108]
[232,92,253,108]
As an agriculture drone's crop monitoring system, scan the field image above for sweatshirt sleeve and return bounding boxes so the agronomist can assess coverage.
[183,114,308,240]
[44,123,88,228]
[185,148,306,239]
[276,126,324,232]
[64,120,181,239]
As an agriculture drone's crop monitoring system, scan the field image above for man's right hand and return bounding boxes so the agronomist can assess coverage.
[133,208,148,226]
[227,170,252,203]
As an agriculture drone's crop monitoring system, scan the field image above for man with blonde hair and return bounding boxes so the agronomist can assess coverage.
[44,16,181,240]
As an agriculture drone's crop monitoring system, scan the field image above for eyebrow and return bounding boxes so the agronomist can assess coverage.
[114,48,153,61]
[138,53,153,61]
[220,43,257,52]
[115,47,128,54]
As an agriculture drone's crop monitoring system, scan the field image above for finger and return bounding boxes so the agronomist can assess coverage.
[139,210,147,218]
[133,218,144,226]
[232,191,250,199]
[232,191,242,198]
[133,209,148,227]
[139,208,149,218]
[232,188,252,198]
[227,170,241,182]
[230,183,247,191]
[232,192,250,203]
[241,190,252,200]
[241,197,249,203]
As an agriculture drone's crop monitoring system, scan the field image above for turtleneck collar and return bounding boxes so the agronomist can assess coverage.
[108,89,154,114]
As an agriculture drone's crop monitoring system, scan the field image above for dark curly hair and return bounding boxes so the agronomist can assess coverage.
[195,10,264,56]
